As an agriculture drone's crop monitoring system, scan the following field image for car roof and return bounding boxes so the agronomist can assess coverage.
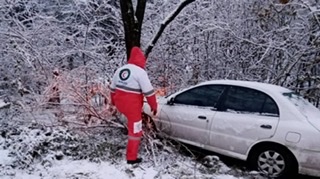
[198,80,291,95]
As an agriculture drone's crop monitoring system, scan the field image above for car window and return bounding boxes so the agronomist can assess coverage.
[261,97,279,116]
[174,85,225,107]
[283,92,320,115]
[223,86,279,116]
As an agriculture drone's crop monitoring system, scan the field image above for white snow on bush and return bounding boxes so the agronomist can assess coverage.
[0,99,10,109]
[0,150,12,166]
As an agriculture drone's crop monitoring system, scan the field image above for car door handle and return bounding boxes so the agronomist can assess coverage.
[260,124,272,129]
[198,116,207,120]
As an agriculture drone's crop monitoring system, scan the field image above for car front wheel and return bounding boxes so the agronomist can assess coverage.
[248,145,298,178]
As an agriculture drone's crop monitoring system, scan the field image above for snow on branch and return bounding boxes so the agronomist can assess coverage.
[145,0,196,58]
[38,67,118,128]
[0,99,10,109]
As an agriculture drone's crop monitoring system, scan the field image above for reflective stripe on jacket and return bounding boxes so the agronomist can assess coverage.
[110,47,157,115]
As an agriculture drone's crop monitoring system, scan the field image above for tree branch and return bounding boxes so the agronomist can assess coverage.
[145,0,196,58]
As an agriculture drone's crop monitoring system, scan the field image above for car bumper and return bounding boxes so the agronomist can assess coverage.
[292,148,320,177]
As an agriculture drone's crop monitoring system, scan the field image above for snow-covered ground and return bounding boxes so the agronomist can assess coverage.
[0,152,244,179]
[0,99,316,179]
[0,104,264,179]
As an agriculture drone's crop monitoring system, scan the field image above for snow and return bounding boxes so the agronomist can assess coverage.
[0,120,248,179]
[0,150,12,166]
[283,92,320,132]
[10,160,137,179]
[0,154,241,179]
[75,0,88,4]
[0,99,10,109]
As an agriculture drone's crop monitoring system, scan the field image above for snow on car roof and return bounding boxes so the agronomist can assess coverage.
[199,80,291,95]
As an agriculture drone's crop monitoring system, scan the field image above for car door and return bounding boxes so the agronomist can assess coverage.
[209,86,280,155]
[159,85,226,147]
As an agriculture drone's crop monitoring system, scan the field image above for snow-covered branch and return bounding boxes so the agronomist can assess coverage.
[145,0,196,58]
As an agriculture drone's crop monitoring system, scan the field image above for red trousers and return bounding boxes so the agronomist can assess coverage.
[114,91,143,161]
[124,112,143,160]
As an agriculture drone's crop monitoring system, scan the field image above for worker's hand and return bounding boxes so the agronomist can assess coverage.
[151,108,157,116]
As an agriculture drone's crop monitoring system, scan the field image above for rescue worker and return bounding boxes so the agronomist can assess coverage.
[110,46,158,164]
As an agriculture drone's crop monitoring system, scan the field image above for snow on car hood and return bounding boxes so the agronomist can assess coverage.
[284,93,320,132]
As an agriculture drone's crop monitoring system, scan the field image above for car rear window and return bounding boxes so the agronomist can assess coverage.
[283,92,318,114]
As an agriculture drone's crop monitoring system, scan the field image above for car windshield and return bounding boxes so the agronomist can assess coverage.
[283,92,320,117]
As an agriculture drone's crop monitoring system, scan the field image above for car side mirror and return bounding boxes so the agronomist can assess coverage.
[167,97,175,105]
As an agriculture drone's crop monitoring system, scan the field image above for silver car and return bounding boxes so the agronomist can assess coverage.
[143,80,320,178]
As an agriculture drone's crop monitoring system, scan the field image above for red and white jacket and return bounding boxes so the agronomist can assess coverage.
[110,47,157,117]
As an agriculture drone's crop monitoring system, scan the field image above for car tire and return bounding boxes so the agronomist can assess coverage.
[248,145,298,178]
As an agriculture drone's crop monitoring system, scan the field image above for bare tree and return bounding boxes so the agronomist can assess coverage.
[119,0,196,60]
[1,0,320,106]
[0,0,123,95]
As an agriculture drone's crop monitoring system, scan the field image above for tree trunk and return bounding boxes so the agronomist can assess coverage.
[120,0,196,60]
[120,0,146,60]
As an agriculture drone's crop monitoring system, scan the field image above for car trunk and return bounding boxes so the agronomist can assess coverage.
[283,92,320,132]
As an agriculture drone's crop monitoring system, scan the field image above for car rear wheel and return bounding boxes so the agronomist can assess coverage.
[248,145,298,178]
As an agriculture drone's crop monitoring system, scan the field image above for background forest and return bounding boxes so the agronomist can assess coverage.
[0,1,319,178]
[0,0,319,106]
